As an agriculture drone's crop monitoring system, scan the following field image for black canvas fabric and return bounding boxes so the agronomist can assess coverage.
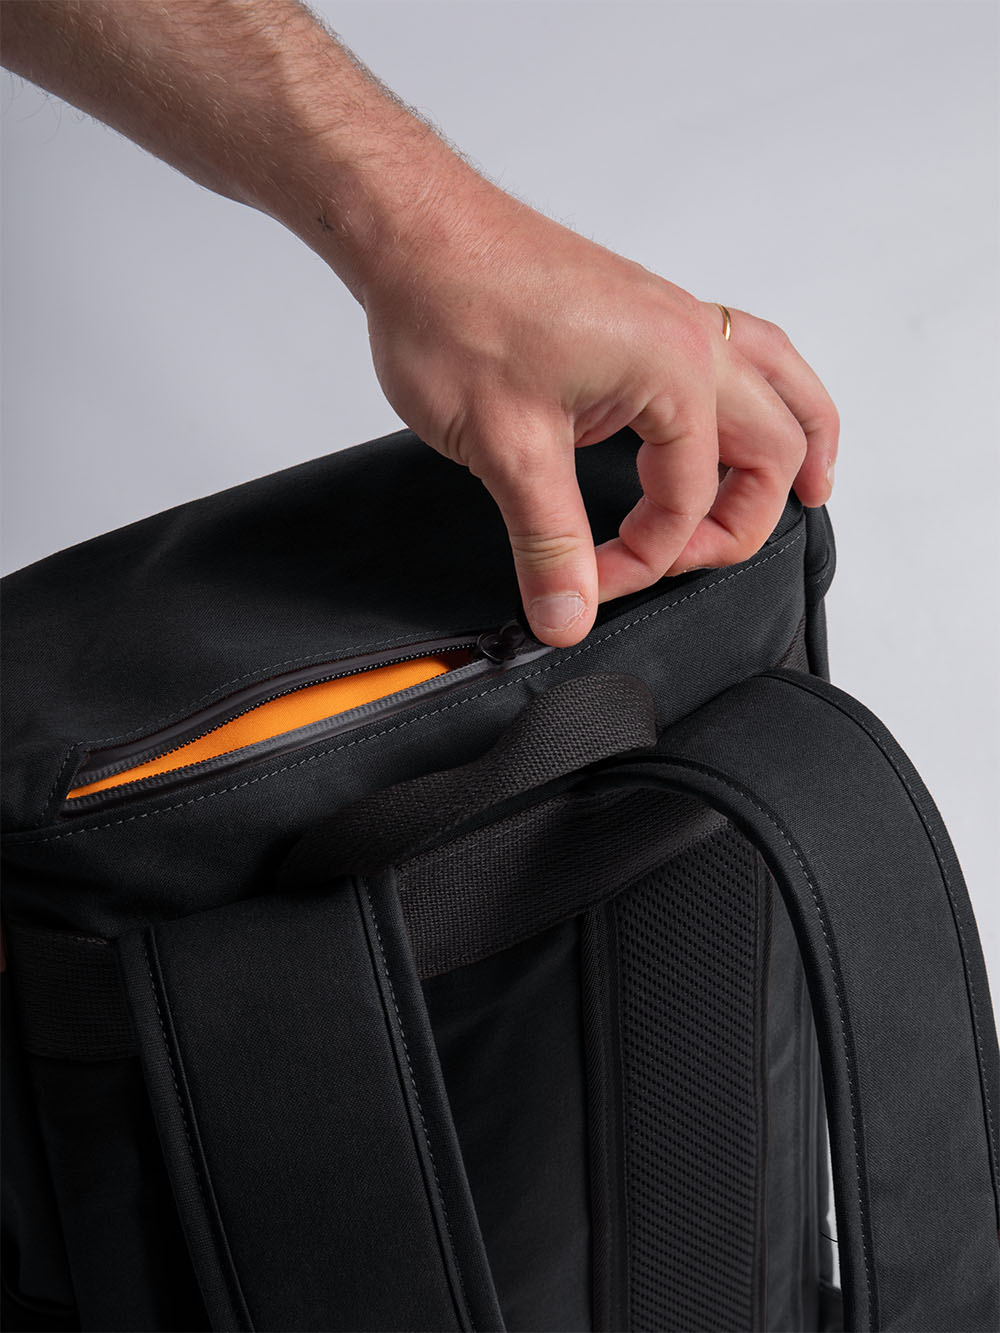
[2,425,998,1333]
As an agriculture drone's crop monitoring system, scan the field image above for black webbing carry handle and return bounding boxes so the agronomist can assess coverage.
[277,665,1000,1333]
[276,670,659,885]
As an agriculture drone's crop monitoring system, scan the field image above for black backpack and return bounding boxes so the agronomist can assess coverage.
[2,426,998,1333]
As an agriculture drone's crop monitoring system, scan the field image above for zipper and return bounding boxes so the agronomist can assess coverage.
[56,524,800,815]
[61,619,554,812]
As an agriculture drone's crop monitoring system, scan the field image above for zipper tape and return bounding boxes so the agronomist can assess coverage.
[62,622,554,811]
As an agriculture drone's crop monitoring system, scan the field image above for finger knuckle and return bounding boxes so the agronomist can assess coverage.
[689,322,717,369]
[508,531,586,572]
[642,486,715,527]
[665,313,714,371]
[762,319,793,353]
[615,529,667,580]
[777,420,809,467]
[734,539,766,566]
[476,435,547,486]
[725,528,767,565]
[803,403,841,447]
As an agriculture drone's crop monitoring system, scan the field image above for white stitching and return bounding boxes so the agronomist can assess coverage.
[11,531,803,843]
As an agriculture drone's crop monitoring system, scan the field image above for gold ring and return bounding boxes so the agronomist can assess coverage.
[714,303,732,340]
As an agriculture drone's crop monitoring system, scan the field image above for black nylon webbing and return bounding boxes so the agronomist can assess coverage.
[4,798,722,1058]
[277,670,659,883]
[5,923,137,1060]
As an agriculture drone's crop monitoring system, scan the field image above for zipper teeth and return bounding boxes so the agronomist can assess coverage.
[63,647,507,807]
[71,641,479,789]
[70,586,696,792]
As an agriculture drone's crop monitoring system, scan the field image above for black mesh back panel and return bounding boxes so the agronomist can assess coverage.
[614,824,769,1332]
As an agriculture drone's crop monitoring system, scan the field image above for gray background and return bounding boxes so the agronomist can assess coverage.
[3,1,998,1009]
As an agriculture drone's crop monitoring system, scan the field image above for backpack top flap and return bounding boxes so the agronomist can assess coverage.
[1,426,811,932]
[2,428,652,831]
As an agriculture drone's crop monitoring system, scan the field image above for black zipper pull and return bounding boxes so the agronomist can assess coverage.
[474,618,538,664]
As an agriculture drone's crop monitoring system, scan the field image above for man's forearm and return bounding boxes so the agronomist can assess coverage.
[2,0,840,645]
[1,0,480,302]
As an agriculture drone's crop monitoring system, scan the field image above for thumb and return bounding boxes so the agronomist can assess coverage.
[478,435,598,647]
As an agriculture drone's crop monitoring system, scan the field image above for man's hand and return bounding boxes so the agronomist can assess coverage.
[1,0,838,647]
[358,169,838,643]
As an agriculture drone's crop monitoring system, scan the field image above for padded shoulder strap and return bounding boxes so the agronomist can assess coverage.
[580,667,1000,1333]
[116,874,505,1333]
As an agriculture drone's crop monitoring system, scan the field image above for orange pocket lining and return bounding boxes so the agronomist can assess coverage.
[66,651,470,799]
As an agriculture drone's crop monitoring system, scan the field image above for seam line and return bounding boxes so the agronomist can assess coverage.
[72,634,471,750]
[141,932,250,1332]
[762,670,1000,1208]
[360,880,474,1332]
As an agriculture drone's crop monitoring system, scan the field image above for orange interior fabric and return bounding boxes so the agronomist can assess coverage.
[67,650,470,799]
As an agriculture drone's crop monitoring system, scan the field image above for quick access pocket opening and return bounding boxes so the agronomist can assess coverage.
[60,622,556,812]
